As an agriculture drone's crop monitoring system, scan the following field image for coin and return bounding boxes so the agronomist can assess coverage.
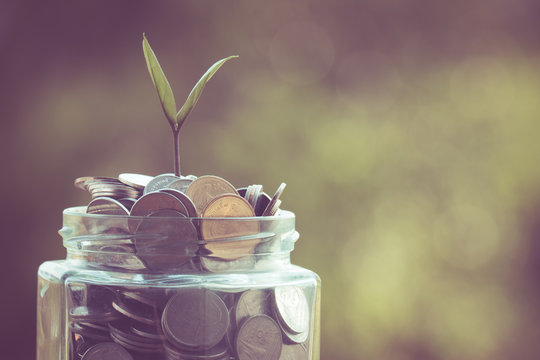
[87,197,130,215]
[185,175,239,215]
[200,255,256,273]
[272,287,309,335]
[280,326,309,344]
[279,344,308,360]
[130,322,166,341]
[112,297,159,325]
[81,342,134,360]
[133,209,198,270]
[130,192,188,217]
[262,183,286,216]
[234,290,272,328]
[164,341,229,360]
[79,321,110,333]
[161,289,229,350]
[167,177,195,193]
[70,323,111,342]
[108,321,161,347]
[158,189,194,217]
[254,192,271,217]
[70,305,121,323]
[118,173,153,190]
[109,331,160,354]
[129,192,190,231]
[117,198,136,210]
[244,184,263,209]
[236,314,282,360]
[200,194,259,260]
[144,174,180,194]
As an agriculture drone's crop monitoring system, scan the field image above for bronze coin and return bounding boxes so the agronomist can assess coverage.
[244,184,263,209]
[80,342,134,360]
[234,290,272,328]
[185,175,238,215]
[236,315,282,360]
[161,289,229,350]
[200,194,260,260]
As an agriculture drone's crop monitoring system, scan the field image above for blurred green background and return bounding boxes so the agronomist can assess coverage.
[2,0,540,359]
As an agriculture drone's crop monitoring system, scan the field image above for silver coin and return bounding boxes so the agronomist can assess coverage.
[234,289,272,328]
[279,343,308,359]
[81,342,134,360]
[236,314,282,360]
[158,189,191,217]
[111,297,159,326]
[159,188,198,218]
[70,322,111,342]
[244,184,263,209]
[133,209,198,270]
[162,289,229,349]
[262,183,286,216]
[166,178,194,193]
[144,174,180,194]
[280,325,309,344]
[117,198,137,210]
[109,332,160,354]
[254,192,271,216]
[87,197,130,215]
[129,192,189,231]
[200,255,256,273]
[118,173,153,190]
[272,287,310,335]
[250,185,263,209]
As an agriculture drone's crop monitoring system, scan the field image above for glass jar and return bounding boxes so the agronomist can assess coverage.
[37,206,320,360]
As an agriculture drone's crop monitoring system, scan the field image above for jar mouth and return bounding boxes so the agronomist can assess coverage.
[63,206,295,221]
[60,206,298,272]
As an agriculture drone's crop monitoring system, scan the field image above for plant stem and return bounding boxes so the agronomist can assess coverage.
[173,128,180,176]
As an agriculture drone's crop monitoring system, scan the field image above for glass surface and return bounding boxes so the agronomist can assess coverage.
[37,207,320,360]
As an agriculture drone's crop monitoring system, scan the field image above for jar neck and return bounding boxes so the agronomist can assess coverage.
[61,207,298,273]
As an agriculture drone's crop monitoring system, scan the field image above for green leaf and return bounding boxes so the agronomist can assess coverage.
[176,55,238,127]
[142,34,178,130]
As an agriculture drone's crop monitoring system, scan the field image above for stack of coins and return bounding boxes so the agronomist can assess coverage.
[74,173,287,271]
[68,283,311,360]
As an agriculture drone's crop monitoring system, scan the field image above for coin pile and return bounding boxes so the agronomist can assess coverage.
[74,173,286,270]
[68,284,311,360]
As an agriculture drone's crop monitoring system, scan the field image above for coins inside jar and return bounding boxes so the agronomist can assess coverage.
[67,283,312,360]
[74,174,287,271]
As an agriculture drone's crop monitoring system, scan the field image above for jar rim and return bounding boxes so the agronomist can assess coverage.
[63,206,295,221]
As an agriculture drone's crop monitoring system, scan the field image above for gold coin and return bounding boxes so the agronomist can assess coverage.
[200,194,259,260]
[185,175,238,216]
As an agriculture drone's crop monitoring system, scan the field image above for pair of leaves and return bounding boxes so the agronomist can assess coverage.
[142,34,238,132]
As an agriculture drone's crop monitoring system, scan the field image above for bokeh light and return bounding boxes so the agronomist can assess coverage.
[2,1,540,359]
